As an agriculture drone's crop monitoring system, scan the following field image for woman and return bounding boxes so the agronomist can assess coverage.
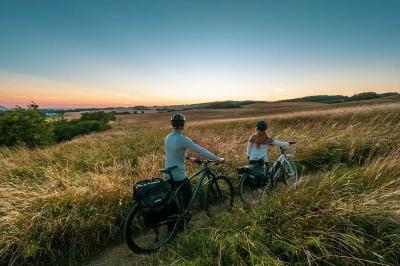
[247,120,295,169]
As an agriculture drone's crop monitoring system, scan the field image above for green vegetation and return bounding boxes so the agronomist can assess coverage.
[0,103,399,265]
[53,111,115,142]
[283,92,399,104]
[0,107,54,147]
[0,108,115,147]
[80,111,116,123]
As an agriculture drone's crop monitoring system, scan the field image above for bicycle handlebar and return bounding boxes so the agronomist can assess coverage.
[187,158,221,165]
[280,141,297,154]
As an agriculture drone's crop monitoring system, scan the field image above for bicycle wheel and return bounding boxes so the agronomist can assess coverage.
[124,202,180,254]
[205,175,234,218]
[239,173,271,205]
[282,158,299,186]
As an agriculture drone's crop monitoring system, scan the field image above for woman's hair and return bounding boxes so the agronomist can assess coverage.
[250,129,273,148]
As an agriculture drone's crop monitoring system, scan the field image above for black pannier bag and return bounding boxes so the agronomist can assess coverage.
[249,164,267,187]
[238,163,267,187]
[133,178,173,214]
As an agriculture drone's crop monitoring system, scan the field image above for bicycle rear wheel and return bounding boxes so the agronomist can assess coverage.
[205,175,234,218]
[124,202,179,254]
[239,173,271,205]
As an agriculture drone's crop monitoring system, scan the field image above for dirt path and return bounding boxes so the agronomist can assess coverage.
[86,243,146,266]
[85,210,213,266]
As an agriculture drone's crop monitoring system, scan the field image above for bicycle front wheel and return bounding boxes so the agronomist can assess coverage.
[205,175,234,218]
[124,202,179,254]
[239,173,271,205]
[282,158,299,186]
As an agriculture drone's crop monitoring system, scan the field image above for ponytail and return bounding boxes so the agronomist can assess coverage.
[250,130,272,148]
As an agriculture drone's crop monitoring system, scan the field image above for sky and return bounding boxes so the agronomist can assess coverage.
[0,0,399,108]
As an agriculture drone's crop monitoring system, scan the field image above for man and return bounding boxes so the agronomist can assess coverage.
[164,113,224,208]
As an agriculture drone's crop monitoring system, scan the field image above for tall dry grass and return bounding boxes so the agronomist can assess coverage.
[0,103,399,265]
[145,148,400,265]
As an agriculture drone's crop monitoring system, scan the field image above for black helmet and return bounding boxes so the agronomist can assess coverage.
[171,113,185,128]
[256,120,268,130]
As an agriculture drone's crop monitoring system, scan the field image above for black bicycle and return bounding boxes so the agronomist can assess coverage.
[124,159,234,254]
[238,145,299,205]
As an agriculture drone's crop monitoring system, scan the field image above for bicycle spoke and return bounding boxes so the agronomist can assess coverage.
[239,173,271,205]
[205,176,234,218]
[124,204,179,253]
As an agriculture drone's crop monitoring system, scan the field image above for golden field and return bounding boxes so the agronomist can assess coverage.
[1,99,400,265]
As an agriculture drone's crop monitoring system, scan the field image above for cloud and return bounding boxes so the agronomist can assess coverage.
[116,93,135,99]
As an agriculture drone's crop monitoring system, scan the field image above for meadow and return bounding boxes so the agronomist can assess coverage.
[1,99,400,265]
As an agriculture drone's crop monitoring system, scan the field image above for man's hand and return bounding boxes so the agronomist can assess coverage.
[217,158,225,165]
[288,141,297,145]
[189,157,200,163]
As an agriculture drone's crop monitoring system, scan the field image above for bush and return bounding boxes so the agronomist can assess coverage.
[0,108,54,147]
[80,111,115,123]
[53,119,110,142]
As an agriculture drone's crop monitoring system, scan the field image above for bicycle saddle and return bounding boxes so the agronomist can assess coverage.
[159,165,178,175]
[237,165,254,170]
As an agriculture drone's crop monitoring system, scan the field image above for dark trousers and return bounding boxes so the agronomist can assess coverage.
[174,178,192,210]
[167,179,192,231]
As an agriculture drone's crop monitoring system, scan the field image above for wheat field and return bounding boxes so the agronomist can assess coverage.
[1,101,400,265]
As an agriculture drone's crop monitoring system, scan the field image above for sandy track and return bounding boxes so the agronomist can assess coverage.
[86,242,153,266]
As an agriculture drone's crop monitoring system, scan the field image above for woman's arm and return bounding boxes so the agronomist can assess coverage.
[271,139,289,147]
[247,141,253,158]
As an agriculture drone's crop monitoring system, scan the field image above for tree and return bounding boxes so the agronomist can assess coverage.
[0,108,54,147]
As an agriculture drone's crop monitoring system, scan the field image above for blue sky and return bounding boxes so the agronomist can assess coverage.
[0,0,399,107]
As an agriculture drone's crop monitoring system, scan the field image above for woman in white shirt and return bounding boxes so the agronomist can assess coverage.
[247,120,295,167]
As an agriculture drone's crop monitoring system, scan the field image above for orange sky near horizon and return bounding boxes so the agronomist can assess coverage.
[1,70,399,108]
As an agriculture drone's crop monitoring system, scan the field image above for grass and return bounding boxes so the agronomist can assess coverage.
[0,101,400,265]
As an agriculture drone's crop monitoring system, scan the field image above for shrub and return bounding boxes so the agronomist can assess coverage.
[0,108,54,147]
[80,111,115,123]
[53,119,110,142]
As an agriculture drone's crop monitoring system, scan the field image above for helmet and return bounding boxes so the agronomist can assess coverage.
[256,120,268,130]
[171,113,186,128]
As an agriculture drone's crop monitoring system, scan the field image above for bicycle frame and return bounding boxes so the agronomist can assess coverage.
[269,147,295,180]
[169,164,214,217]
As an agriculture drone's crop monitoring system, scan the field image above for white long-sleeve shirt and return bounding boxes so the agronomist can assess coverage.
[247,139,289,162]
[165,130,220,181]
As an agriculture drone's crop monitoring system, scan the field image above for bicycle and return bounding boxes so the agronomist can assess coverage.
[238,145,299,205]
[124,159,234,254]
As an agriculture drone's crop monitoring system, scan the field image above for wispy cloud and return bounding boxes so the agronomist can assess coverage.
[116,93,135,99]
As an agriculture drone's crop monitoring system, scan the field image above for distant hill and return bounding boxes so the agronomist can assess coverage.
[155,100,263,112]
[281,92,399,104]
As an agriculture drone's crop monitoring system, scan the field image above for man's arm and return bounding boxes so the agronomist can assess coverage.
[183,137,220,161]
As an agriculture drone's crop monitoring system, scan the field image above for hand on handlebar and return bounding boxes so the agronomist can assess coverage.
[216,157,225,165]
[189,157,201,164]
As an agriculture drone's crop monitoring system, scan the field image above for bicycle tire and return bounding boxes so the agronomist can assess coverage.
[204,175,234,218]
[124,202,179,254]
[239,173,271,205]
